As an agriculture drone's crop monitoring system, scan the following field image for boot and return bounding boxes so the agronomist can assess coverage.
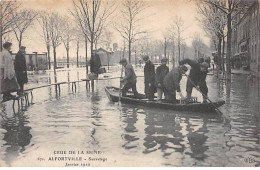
[203,95,208,103]
[185,93,192,103]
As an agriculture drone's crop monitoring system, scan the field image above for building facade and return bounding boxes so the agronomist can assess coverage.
[232,0,260,74]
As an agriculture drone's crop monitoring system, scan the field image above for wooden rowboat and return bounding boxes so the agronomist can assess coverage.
[105,86,225,112]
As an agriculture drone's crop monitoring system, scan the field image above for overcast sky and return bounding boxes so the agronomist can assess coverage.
[10,0,210,58]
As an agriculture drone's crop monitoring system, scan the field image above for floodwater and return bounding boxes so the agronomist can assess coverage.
[0,68,259,167]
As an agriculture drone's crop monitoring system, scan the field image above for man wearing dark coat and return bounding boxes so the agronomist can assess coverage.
[90,53,101,75]
[143,55,156,100]
[163,65,187,103]
[14,46,28,95]
[179,58,209,103]
[155,58,169,100]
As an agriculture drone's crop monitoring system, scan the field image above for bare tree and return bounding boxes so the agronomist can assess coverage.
[114,0,148,63]
[49,12,63,70]
[0,0,20,50]
[169,16,187,63]
[192,32,203,59]
[71,0,115,55]
[203,0,249,80]
[61,16,75,68]
[12,9,38,47]
[102,28,113,50]
[196,0,226,72]
[37,11,51,69]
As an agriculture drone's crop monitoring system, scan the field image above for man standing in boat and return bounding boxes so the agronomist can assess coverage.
[143,55,156,100]
[119,58,139,98]
[155,58,169,100]
[179,58,210,103]
[163,65,188,103]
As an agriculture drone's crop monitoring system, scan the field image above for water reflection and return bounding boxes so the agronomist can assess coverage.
[121,107,139,150]
[119,104,223,163]
[0,109,32,166]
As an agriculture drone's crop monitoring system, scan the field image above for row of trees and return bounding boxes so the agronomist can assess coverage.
[1,0,212,73]
[196,0,249,80]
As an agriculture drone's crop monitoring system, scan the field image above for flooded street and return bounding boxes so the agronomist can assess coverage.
[0,69,259,167]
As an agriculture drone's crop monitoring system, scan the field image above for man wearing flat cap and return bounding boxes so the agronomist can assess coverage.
[119,58,139,98]
[0,42,19,100]
[179,58,210,103]
[15,46,28,95]
[143,55,156,100]
[155,58,169,100]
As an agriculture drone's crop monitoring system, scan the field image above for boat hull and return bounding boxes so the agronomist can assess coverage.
[105,86,225,112]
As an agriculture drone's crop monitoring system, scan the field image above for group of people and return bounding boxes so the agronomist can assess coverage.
[119,55,210,103]
[0,42,28,101]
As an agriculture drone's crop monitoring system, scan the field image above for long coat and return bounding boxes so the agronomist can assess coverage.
[163,67,183,94]
[90,53,101,74]
[14,51,28,85]
[144,61,156,94]
[155,64,169,88]
[179,58,207,84]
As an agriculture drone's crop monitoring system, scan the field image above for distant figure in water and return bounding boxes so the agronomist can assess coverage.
[119,58,139,98]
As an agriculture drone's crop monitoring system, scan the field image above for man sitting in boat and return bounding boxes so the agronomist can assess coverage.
[179,58,210,103]
[163,65,188,103]
[155,58,169,100]
[119,58,139,98]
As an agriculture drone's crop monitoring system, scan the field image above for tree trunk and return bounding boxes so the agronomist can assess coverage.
[178,41,180,62]
[76,40,79,68]
[217,35,222,72]
[47,45,50,70]
[85,37,88,75]
[53,47,57,70]
[0,32,2,51]
[66,47,69,68]
[164,38,167,59]
[222,36,225,72]
[18,33,23,48]
[128,40,131,63]
[172,40,175,68]
[226,12,232,81]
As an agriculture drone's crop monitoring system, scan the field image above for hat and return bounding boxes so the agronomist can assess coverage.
[119,58,127,63]
[19,46,26,49]
[3,42,12,49]
[161,58,168,62]
[200,62,209,68]
[142,55,149,61]
[198,57,204,64]
[180,65,188,72]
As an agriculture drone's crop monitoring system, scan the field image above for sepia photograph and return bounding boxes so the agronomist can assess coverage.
[0,0,259,167]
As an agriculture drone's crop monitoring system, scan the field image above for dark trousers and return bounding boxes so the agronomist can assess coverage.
[164,88,177,103]
[186,79,208,97]
[18,81,24,93]
[122,81,139,98]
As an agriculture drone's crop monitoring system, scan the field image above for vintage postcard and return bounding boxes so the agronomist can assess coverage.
[0,0,259,167]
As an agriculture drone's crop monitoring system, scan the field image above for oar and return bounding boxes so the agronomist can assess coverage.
[183,72,223,114]
[118,65,124,103]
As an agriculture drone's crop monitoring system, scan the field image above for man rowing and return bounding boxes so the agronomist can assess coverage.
[163,65,188,103]
[179,58,210,103]
[119,58,139,98]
